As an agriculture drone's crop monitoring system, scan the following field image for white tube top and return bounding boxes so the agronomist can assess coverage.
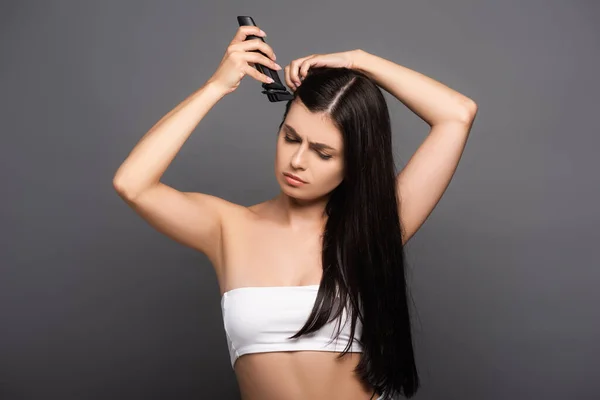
[221,284,364,369]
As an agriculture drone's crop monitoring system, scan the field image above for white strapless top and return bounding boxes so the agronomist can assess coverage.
[220,285,364,369]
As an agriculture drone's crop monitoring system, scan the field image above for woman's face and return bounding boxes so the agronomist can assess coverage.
[275,100,345,200]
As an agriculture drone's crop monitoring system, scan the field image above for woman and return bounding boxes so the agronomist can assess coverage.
[113,25,477,400]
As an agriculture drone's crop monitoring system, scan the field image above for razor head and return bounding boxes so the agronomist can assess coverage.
[237,16,294,102]
[261,82,294,102]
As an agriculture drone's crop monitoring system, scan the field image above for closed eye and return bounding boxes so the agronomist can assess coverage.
[284,135,332,160]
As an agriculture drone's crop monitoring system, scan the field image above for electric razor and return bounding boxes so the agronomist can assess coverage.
[237,16,294,102]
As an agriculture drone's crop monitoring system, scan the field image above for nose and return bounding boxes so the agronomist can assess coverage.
[290,146,307,169]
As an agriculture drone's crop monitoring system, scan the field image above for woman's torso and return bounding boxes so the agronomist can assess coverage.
[213,200,380,400]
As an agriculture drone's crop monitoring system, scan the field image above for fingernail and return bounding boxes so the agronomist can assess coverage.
[275,63,282,69]
[260,30,266,36]
[267,77,274,83]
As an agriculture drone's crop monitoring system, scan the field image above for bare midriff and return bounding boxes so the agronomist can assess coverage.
[233,351,380,400]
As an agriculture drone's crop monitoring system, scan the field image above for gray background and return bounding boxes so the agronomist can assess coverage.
[1,0,598,399]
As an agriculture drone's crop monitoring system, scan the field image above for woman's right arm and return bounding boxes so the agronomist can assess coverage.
[112,25,280,266]
[112,82,232,264]
[113,82,227,201]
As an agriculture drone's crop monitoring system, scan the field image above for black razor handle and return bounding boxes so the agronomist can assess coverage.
[237,16,294,102]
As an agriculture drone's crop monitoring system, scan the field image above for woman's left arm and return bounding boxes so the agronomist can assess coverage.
[352,49,478,244]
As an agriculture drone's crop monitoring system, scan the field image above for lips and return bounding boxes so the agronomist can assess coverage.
[284,173,306,183]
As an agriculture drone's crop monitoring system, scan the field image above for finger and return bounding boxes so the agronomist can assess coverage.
[299,55,319,84]
[289,60,301,87]
[289,56,313,87]
[231,26,266,44]
[243,52,281,71]
[284,64,296,91]
[235,39,277,61]
[243,64,275,84]
[299,58,315,81]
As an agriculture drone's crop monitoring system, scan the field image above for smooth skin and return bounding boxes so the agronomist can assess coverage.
[113,25,477,400]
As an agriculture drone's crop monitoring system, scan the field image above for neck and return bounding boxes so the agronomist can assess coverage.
[272,191,329,232]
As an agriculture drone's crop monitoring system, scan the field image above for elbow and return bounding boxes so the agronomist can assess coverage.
[112,176,128,197]
[112,175,136,201]
[458,97,478,123]
[113,174,155,202]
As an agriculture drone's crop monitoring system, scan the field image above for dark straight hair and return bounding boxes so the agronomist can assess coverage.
[277,67,420,399]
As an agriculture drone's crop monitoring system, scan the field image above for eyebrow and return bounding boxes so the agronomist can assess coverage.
[283,124,337,152]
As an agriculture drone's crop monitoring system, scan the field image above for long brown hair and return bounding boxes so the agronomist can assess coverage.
[278,66,420,399]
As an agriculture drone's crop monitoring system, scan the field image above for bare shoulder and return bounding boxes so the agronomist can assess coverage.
[202,196,267,273]
[186,192,249,217]
[218,199,271,240]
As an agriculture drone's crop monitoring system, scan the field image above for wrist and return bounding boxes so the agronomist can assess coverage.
[203,79,230,98]
[351,49,370,73]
